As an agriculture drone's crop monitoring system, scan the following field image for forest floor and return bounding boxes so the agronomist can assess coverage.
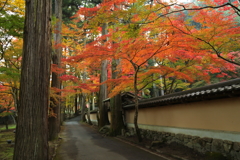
[0,128,15,160]
[0,125,60,160]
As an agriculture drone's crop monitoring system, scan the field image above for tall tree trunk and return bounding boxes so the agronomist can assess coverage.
[11,87,19,123]
[110,59,125,136]
[11,115,16,124]
[98,59,109,128]
[86,101,92,125]
[110,94,124,135]
[13,0,51,159]
[151,83,159,98]
[80,94,87,122]
[5,116,9,130]
[74,92,78,115]
[98,23,109,128]
[11,87,19,114]
[48,0,62,141]
[92,93,96,110]
[60,102,66,124]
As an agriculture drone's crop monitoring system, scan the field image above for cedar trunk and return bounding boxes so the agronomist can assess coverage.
[13,0,51,159]
[49,0,62,141]
[110,94,124,136]
[98,23,110,128]
[80,94,87,122]
[74,93,78,115]
[4,116,9,130]
[48,54,60,140]
[98,59,109,128]
[86,104,92,125]
[110,59,125,136]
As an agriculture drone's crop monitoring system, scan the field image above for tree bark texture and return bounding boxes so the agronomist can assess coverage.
[11,86,19,114]
[48,0,62,141]
[80,94,87,122]
[60,103,65,124]
[4,116,9,130]
[74,92,79,115]
[110,94,124,136]
[86,103,92,125]
[13,0,51,159]
[98,23,109,128]
[110,59,125,136]
[98,59,110,128]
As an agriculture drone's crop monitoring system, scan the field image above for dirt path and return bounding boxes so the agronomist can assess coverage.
[55,116,167,160]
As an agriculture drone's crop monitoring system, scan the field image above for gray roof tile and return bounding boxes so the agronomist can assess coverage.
[124,78,240,109]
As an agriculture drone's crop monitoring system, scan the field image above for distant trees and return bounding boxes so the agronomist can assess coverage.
[0,0,24,116]
[0,85,15,130]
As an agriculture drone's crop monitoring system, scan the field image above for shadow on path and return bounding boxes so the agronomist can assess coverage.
[55,116,167,160]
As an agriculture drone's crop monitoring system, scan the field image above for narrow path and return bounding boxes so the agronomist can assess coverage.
[55,116,167,160]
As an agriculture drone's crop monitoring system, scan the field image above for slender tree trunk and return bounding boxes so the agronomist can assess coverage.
[11,115,16,124]
[151,83,159,97]
[48,0,62,141]
[10,87,19,123]
[110,59,125,136]
[86,101,92,125]
[133,67,142,142]
[13,0,51,159]
[160,76,164,96]
[74,92,78,115]
[92,93,96,110]
[60,103,65,124]
[5,116,9,130]
[11,87,19,114]
[134,96,142,142]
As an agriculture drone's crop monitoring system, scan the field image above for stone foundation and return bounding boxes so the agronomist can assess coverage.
[125,127,240,160]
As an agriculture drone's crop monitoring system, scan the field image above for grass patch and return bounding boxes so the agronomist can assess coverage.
[0,124,16,131]
[0,130,15,160]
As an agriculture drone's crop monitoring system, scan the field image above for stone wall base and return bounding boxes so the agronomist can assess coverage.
[125,127,240,160]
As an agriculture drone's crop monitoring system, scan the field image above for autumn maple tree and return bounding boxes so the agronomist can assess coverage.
[147,0,240,66]
[0,0,24,113]
[59,20,103,124]
[63,0,239,142]
[0,85,15,130]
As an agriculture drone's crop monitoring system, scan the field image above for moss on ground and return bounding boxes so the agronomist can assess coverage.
[0,130,15,160]
[205,152,229,160]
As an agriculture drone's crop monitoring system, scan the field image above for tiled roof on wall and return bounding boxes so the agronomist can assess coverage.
[123,78,240,109]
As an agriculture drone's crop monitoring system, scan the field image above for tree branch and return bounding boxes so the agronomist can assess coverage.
[0,0,8,12]
[167,17,240,66]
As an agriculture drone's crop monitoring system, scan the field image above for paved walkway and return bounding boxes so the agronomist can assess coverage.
[55,116,167,160]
